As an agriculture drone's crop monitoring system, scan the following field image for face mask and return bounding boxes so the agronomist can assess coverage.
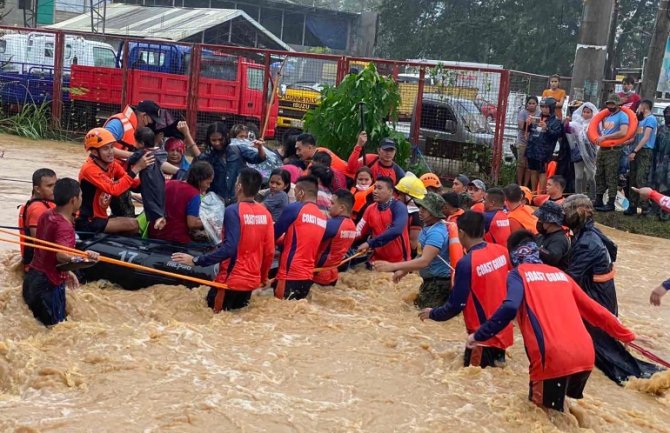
[607,107,618,113]
[356,184,371,191]
[536,221,547,235]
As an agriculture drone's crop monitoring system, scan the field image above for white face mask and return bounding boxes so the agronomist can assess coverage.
[356,184,371,191]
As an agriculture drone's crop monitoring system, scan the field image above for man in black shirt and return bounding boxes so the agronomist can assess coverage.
[534,201,570,270]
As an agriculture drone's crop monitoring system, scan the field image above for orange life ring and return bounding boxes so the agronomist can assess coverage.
[587,107,638,147]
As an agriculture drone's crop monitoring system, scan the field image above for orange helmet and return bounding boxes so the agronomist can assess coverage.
[84,128,116,151]
[420,172,442,189]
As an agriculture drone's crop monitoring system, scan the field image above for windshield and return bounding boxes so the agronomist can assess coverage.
[279,58,337,87]
[456,99,492,134]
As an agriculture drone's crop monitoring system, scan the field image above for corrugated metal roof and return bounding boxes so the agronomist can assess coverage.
[46,4,293,51]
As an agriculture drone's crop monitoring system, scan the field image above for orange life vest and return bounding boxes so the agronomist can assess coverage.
[350,186,374,216]
[103,105,139,152]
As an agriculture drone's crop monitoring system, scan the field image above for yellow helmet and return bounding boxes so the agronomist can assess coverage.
[420,172,442,189]
[395,172,426,200]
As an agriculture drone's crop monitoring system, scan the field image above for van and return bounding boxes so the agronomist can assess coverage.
[0,32,116,74]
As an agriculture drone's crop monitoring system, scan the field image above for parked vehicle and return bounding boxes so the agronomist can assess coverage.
[70,41,278,138]
[474,97,497,122]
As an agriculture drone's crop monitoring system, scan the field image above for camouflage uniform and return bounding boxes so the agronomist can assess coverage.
[595,147,622,200]
[629,148,652,209]
[415,278,452,309]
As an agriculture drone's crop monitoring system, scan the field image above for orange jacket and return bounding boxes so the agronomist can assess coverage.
[104,105,138,152]
[507,204,538,235]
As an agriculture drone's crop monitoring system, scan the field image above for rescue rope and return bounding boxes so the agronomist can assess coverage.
[0,229,229,290]
[629,342,670,369]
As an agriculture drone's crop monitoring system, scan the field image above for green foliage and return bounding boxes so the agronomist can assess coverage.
[303,63,411,168]
[0,102,61,140]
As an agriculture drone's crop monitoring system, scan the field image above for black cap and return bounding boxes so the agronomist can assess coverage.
[379,137,397,150]
[135,100,161,124]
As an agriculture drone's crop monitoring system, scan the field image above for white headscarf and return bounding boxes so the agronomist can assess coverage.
[570,102,598,128]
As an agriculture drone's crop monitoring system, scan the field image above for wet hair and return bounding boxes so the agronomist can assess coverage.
[507,230,536,252]
[562,194,594,230]
[309,164,334,191]
[296,133,316,146]
[134,127,155,149]
[525,95,538,105]
[503,184,523,203]
[32,168,56,187]
[375,176,395,190]
[441,191,460,208]
[355,166,373,179]
[281,128,302,160]
[548,175,566,191]
[312,151,332,167]
[186,160,214,190]
[53,178,81,206]
[332,189,354,212]
[238,167,263,197]
[459,192,473,210]
[457,210,485,238]
[296,175,319,198]
[230,124,249,139]
[640,99,654,111]
[622,76,635,85]
[204,122,230,149]
[485,187,505,206]
[270,168,291,193]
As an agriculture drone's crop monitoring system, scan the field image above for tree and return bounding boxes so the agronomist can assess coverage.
[303,63,411,168]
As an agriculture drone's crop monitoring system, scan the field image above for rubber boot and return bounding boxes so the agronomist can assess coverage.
[594,194,604,208]
[596,198,615,212]
[623,205,637,216]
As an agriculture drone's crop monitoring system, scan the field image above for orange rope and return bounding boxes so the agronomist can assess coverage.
[0,230,227,290]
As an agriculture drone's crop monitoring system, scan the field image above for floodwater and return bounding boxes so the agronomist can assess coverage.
[1,133,670,432]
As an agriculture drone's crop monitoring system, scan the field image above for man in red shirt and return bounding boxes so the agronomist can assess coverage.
[172,168,274,311]
[483,188,511,248]
[347,132,406,184]
[467,231,636,412]
[23,178,99,326]
[419,211,513,368]
[18,168,57,267]
[356,176,411,263]
[274,175,328,300]
[617,76,641,112]
[313,190,357,286]
[76,128,154,235]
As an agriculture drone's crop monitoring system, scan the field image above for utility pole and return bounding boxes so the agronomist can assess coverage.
[571,0,616,106]
[640,0,670,99]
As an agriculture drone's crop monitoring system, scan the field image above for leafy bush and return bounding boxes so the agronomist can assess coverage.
[303,63,411,168]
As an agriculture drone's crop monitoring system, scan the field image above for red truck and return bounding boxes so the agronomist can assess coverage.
[69,42,278,138]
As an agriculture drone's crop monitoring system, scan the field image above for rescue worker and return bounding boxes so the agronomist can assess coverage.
[595,94,630,212]
[451,174,470,194]
[76,128,154,235]
[467,179,487,213]
[533,175,566,206]
[534,201,570,270]
[172,168,274,312]
[420,172,443,193]
[483,188,511,248]
[23,178,99,326]
[19,168,57,267]
[294,133,350,176]
[374,193,463,309]
[562,194,661,383]
[313,190,357,287]
[419,210,512,368]
[274,175,328,300]
[356,176,411,264]
[347,132,406,184]
[467,230,637,412]
[632,187,670,306]
[441,191,464,223]
[395,172,427,257]
[503,183,538,234]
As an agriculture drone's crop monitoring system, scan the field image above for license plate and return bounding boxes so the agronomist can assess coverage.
[291,119,304,128]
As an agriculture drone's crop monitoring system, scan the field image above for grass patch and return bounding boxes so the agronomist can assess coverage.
[595,211,670,240]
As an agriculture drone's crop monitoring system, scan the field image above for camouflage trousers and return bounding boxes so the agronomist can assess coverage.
[595,147,622,198]
[415,277,452,309]
[629,148,652,208]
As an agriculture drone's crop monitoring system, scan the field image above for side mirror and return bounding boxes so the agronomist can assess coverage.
[445,120,457,133]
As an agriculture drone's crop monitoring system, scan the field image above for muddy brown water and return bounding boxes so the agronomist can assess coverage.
[1,134,670,432]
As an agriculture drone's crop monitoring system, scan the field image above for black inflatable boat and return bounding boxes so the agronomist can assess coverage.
[76,233,217,291]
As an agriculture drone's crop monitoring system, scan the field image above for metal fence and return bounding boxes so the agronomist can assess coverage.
[0,25,573,183]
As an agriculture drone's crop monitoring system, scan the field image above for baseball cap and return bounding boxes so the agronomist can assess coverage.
[455,174,470,187]
[135,100,162,124]
[469,179,486,191]
[605,94,622,105]
[379,137,397,150]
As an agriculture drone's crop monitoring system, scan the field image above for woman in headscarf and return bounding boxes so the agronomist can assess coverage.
[562,194,662,384]
[566,102,598,200]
